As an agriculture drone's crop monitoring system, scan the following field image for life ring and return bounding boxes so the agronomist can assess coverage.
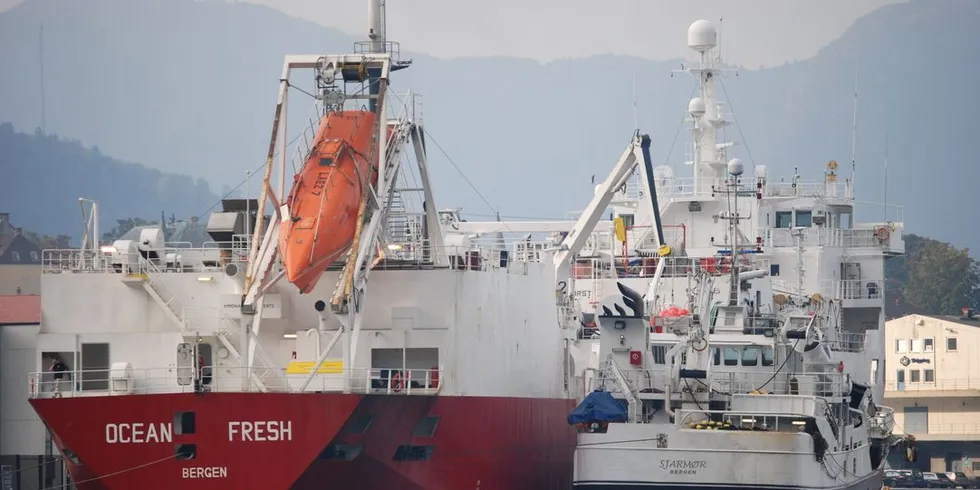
[874,226,890,243]
[391,372,404,392]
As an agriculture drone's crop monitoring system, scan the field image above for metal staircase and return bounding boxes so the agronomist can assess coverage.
[136,257,189,333]
[134,257,279,392]
[329,111,415,307]
[216,318,278,392]
[386,190,410,244]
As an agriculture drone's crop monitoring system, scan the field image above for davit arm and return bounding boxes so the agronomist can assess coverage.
[553,133,653,299]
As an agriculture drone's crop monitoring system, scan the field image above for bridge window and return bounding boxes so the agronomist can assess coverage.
[712,348,720,366]
[722,347,739,366]
[909,370,920,383]
[761,347,775,367]
[775,212,792,229]
[947,337,958,352]
[318,157,334,166]
[924,369,934,383]
[741,346,760,367]
[796,211,812,227]
[652,345,667,364]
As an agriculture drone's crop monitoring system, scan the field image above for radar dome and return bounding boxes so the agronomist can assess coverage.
[727,158,744,176]
[687,20,717,52]
[688,97,706,118]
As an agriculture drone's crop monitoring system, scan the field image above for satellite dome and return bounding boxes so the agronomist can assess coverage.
[727,158,744,176]
[688,97,706,118]
[687,19,717,52]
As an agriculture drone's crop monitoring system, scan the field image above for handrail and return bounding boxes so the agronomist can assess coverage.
[41,240,551,276]
[28,366,445,398]
[587,369,850,398]
[675,408,816,432]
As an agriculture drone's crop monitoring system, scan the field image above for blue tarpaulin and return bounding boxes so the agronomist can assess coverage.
[567,390,628,425]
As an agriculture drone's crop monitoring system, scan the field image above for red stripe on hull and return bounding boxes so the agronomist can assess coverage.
[30,393,362,490]
[31,394,577,490]
[295,395,577,490]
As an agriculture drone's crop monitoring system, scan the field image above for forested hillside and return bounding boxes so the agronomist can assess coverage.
[0,123,218,239]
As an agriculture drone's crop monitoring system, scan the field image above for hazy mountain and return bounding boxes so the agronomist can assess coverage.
[0,0,976,249]
[0,123,217,238]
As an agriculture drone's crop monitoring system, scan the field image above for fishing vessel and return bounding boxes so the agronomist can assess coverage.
[26,2,578,489]
[560,19,903,490]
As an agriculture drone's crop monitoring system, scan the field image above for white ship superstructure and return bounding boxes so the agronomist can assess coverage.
[455,18,903,490]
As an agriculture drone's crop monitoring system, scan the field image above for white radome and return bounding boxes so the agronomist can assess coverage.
[687,19,717,52]
[727,158,744,176]
[688,97,706,118]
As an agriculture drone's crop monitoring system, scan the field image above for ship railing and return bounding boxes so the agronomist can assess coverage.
[760,227,899,250]
[821,279,885,302]
[353,40,403,61]
[764,180,853,199]
[675,408,816,432]
[568,255,771,280]
[40,237,253,275]
[823,332,867,353]
[27,366,445,398]
[623,177,725,201]
[586,369,851,398]
[869,405,895,436]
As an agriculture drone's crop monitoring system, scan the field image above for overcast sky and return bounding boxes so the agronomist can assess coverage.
[250,0,906,68]
[0,0,905,68]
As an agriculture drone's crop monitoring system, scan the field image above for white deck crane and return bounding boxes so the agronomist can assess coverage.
[552,132,670,327]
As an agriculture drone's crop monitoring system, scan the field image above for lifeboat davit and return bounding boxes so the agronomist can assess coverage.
[279,109,379,294]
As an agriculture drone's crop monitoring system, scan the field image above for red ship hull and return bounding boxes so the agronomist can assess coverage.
[30,394,576,490]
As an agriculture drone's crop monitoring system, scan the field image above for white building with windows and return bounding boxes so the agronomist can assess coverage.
[884,311,980,475]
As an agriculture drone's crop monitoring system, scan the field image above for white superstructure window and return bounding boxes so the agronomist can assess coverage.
[911,339,923,353]
[924,338,934,352]
[896,339,908,353]
[870,359,879,385]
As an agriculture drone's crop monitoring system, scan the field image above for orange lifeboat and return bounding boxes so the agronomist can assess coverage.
[279,110,379,293]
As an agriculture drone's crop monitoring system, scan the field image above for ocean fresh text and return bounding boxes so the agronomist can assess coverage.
[105,423,173,444]
[228,421,292,442]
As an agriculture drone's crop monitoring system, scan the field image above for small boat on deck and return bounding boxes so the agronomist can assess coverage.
[280,109,379,293]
